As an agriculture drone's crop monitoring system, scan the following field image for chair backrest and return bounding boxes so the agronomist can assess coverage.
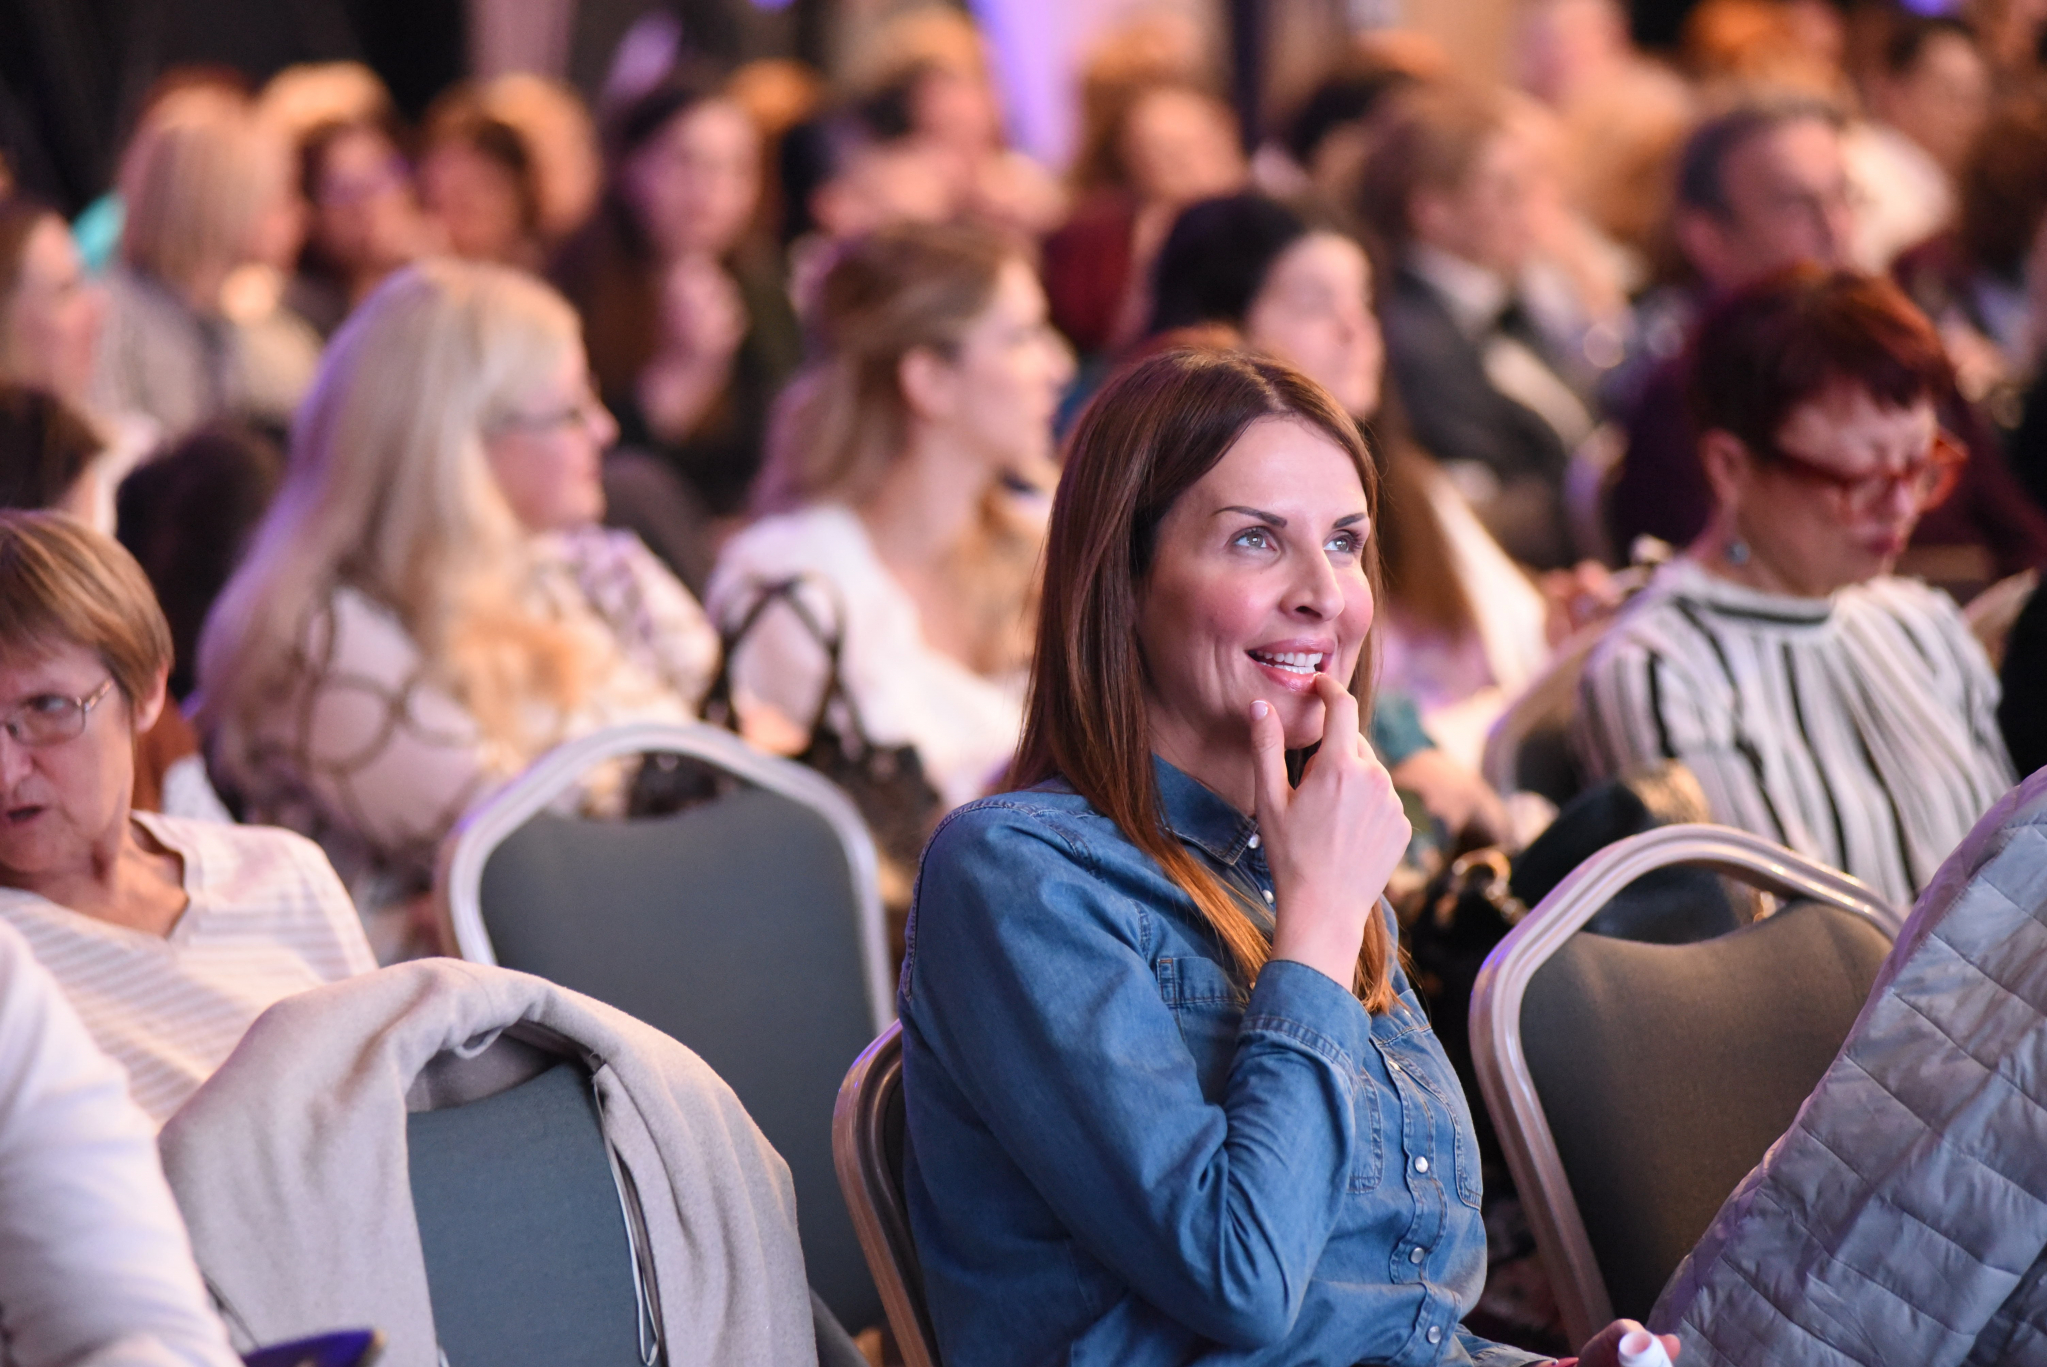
[1470,824,1903,1348]
[833,1023,941,1367]
[1481,624,1604,804]
[407,1055,655,1367]
[436,722,893,1331]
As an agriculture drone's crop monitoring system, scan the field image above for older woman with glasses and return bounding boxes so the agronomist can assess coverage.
[0,511,374,1124]
[1576,267,2013,909]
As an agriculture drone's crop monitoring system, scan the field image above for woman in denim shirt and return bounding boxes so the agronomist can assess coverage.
[898,349,1667,1367]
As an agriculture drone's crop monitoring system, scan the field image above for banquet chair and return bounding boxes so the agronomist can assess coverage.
[1470,824,1903,1348]
[834,1022,942,1367]
[435,720,893,1332]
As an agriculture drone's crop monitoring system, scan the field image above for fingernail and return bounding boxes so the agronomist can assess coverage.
[1250,700,1269,720]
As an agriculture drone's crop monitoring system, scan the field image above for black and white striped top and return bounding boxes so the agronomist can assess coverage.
[1575,559,2015,909]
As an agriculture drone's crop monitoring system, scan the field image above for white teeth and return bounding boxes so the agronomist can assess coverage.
[1252,650,1324,675]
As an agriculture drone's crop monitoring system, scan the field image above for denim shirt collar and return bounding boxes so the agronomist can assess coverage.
[1154,756,1259,867]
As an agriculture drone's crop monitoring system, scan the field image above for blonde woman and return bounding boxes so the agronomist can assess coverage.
[196,259,718,956]
[707,223,1073,809]
[92,87,319,438]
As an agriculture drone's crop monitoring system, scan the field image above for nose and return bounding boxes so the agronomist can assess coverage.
[0,730,33,790]
[1285,546,1348,622]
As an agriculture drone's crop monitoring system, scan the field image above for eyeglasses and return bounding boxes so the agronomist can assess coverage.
[1758,429,1965,515]
[1,678,115,747]
[488,391,610,436]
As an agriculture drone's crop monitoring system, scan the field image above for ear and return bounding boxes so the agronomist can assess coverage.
[130,665,168,737]
[1697,428,1753,508]
[898,345,959,424]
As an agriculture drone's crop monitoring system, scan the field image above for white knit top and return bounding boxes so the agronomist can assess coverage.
[0,813,376,1125]
[1575,558,2015,908]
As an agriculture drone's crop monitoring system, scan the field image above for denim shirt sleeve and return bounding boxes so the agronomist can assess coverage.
[903,801,1381,1349]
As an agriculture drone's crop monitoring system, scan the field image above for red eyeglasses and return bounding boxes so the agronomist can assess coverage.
[1759,429,1965,515]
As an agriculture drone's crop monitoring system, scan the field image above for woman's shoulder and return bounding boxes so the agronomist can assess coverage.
[922,783,1116,873]
[707,506,886,608]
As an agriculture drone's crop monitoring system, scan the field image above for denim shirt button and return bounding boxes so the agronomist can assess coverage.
[1427,1326,1443,1344]
[1262,889,1274,904]
[1248,832,1261,848]
[1409,1245,1425,1263]
[1414,1156,1429,1173]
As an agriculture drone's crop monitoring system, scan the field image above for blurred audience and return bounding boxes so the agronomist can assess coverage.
[1848,15,1991,271]
[93,88,319,442]
[1044,66,1246,360]
[196,261,718,956]
[0,511,372,1123]
[555,75,801,528]
[1359,82,1588,569]
[1577,268,2012,909]
[289,116,430,336]
[708,223,1071,810]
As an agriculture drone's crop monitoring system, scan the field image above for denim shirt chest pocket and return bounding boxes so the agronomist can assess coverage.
[1155,955,1384,1193]
[1370,989,1483,1209]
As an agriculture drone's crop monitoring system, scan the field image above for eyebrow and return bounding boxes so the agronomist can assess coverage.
[1214,506,1370,529]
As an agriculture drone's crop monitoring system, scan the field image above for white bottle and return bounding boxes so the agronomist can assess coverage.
[1617,1328,1675,1367]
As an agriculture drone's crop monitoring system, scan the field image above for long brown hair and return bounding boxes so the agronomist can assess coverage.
[1015,347,1397,1013]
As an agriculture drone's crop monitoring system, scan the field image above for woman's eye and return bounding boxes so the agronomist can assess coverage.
[1326,531,1363,556]
[23,695,71,717]
[1231,527,1276,550]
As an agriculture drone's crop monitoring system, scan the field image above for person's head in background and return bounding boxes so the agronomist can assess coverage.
[417,93,546,270]
[0,510,174,893]
[0,199,105,410]
[115,423,282,701]
[297,117,427,303]
[118,88,302,313]
[197,258,617,743]
[1282,60,1419,211]
[472,74,602,247]
[1681,0,1851,96]
[780,102,956,247]
[1086,82,1246,212]
[843,7,1006,166]
[0,384,103,522]
[1866,16,1992,176]
[1356,83,1539,280]
[1963,0,2047,84]
[1668,99,1855,293]
[1689,266,1958,597]
[1149,194,1381,419]
[1955,92,2047,292]
[1517,0,1642,105]
[756,222,1072,515]
[607,75,761,265]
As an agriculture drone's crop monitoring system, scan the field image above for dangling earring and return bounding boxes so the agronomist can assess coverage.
[1725,538,1751,566]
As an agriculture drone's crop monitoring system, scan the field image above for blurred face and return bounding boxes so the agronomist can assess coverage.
[419,142,529,265]
[1120,88,1247,207]
[919,258,1074,470]
[483,349,618,532]
[314,126,423,276]
[1,218,105,404]
[1719,385,1941,595]
[1138,416,1376,759]
[1881,32,1991,172]
[912,66,1003,158]
[0,639,150,888]
[622,100,761,259]
[1413,130,1538,275]
[1684,118,1854,290]
[1245,232,1383,418]
[817,142,957,240]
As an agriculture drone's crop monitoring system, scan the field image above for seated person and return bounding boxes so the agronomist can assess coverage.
[195,260,720,958]
[900,346,1665,1365]
[1358,82,1589,570]
[0,510,373,1123]
[1576,267,2013,910]
[0,913,241,1365]
[708,223,1072,811]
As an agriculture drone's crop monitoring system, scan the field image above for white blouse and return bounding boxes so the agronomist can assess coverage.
[218,528,718,931]
[706,504,1027,810]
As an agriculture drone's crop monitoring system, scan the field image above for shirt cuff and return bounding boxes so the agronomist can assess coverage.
[1241,957,1372,1075]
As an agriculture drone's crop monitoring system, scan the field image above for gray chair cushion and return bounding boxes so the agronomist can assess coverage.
[407,1061,643,1366]
[1520,901,1893,1319]
[478,784,880,1328]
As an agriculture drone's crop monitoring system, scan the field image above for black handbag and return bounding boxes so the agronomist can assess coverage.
[698,577,945,885]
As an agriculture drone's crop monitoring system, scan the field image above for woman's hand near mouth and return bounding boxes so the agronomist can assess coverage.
[1253,671,1411,987]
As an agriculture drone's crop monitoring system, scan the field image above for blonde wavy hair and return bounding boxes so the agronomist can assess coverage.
[752,223,1045,676]
[196,258,602,763]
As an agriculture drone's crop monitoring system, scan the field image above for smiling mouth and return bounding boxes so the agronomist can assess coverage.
[1248,649,1326,676]
[3,805,45,826]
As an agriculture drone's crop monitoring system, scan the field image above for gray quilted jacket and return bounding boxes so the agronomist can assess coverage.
[1651,765,2047,1364]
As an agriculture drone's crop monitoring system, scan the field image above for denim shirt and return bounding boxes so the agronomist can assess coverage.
[898,758,1548,1367]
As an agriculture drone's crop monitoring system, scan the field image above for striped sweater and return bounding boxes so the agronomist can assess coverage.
[0,813,376,1124]
[1575,558,2015,908]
